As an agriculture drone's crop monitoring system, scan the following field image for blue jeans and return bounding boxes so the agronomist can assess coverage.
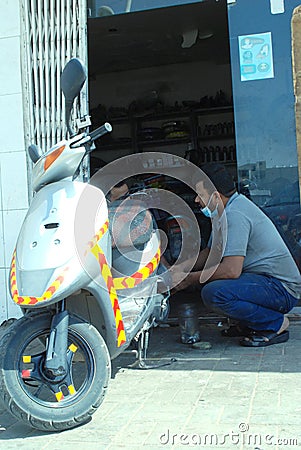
[201,273,299,332]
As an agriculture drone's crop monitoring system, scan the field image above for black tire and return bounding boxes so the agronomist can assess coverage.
[0,312,111,431]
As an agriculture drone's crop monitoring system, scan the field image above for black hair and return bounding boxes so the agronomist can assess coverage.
[193,163,236,197]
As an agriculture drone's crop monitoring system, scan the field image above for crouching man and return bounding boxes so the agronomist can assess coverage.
[172,163,301,347]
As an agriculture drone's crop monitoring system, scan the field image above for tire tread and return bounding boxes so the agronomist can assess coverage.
[0,313,111,432]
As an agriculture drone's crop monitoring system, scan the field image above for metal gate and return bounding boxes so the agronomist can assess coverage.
[20,0,88,154]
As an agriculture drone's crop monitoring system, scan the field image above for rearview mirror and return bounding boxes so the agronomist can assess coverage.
[61,58,87,134]
[28,144,43,163]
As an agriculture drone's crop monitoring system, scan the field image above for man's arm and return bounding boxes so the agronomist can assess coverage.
[176,247,210,272]
[193,247,210,270]
[201,255,244,281]
[173,255,244,291]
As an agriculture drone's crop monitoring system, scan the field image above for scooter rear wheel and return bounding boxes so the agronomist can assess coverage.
[0,311,111,431]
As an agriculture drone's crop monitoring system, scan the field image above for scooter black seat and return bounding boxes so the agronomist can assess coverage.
[111,245,145,277]
[108,197,153,248]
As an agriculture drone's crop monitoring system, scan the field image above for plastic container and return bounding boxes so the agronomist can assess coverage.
[178,303,201,344]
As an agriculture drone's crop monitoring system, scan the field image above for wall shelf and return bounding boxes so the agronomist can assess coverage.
[92,105,236,166]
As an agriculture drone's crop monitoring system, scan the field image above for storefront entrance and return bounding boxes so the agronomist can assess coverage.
[87,0,301,267]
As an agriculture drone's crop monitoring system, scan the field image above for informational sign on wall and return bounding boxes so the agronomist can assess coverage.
[270,0,285,14]
[238,32,274,82]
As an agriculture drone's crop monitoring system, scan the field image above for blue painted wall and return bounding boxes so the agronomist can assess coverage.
[228,0,300,173]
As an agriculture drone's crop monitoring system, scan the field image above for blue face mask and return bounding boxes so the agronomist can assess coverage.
[201,193,218,218]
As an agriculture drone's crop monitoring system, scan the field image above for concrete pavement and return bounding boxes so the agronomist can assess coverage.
[0,310,301,450]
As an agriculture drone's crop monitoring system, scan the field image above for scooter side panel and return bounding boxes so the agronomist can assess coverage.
[32,141,85,193]
[12,180,109,300]
[85,280,124,359]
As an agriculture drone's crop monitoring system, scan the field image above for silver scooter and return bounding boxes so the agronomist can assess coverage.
[0,58,169,432]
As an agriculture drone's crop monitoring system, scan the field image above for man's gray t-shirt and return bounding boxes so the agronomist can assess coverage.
[219,193,301,299]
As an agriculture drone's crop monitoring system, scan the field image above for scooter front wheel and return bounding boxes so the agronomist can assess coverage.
[0,312,111,431]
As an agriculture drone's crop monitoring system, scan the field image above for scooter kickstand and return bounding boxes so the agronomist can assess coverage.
[129,323,176,370]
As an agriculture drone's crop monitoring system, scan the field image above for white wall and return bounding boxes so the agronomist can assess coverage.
[0,0,28,323]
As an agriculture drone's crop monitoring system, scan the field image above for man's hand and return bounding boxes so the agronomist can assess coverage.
[171,269,200,292]
[171,270,189,291]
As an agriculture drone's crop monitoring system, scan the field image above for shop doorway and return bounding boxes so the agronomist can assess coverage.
[87,0,237,263]
[87,0,237,179]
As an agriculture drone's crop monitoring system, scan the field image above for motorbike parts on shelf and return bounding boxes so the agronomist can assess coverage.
[138,127,165,141]
[161,120,189,139]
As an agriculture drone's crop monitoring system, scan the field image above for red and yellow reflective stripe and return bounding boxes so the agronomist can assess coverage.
[55,391,64,402]
[90,243,126,347]
[10,219,160,349]
[85,220,109,256]
[113,249,161,290]
[68,385,76,395]
[10,222,110,305]
[10,250,69,305]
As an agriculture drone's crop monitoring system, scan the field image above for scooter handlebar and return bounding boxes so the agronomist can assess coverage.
[89,122,112,142]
